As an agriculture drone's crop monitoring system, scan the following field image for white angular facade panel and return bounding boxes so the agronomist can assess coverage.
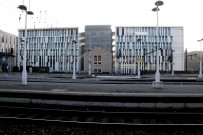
[18,27,80,72]
[170,28,183,36]
[171,27,184,71]
[115,26,184,74]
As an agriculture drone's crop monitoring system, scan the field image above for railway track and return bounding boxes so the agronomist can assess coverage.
[0,106,203,125]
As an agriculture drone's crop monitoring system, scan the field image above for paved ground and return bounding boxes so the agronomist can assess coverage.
[0,72,203,97]
[0,72,202,81]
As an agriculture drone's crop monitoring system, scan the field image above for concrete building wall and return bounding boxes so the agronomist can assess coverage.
[83,25,113,73]
[185,51,203,72]
[0,29,17,72]
[171,27,184,71]
[84,47,112,73]
[0,30,17,54]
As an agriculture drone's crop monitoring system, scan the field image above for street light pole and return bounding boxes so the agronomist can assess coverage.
[198,39,203,78]
[171,49,174,75]
[72,40,77,79]
[137,39,142,78]
[88,34,92,76]
[18,4,34,85]
[22,12,28,85]
[152,0,164,88]
[138,59,141,78]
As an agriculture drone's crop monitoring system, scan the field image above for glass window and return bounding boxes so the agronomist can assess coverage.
[170,36,173,42]
[98,69,101,73]
[168,28,171,35]
[2,35,4,43]
[144,36,146,42]
[94,56,97,64]
[98,55,101,64]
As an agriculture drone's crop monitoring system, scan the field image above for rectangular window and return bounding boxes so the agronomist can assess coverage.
[170,36,173,42]
[98,69,101,73]
[2,35,4,43]
[94,69,97,73]
[94,56,97,64]
[98,55,101,64]
[6,36,7,43]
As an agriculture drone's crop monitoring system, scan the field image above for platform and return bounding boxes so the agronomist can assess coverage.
[0,80,203,97]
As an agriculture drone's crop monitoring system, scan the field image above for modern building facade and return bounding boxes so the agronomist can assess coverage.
[115,26,184,74]
[79,32,85,71]
[17,27,80,72]
[83,25,113,73]
[0,29,17,72]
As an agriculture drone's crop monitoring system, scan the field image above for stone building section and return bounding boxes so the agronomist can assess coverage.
[84,47,112,73]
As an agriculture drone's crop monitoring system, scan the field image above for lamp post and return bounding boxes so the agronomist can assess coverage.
[72,40,77,79]
[87,34,92,76]
[152,0,164,88]
[18,4,34,85]
[198,39,203,78]
[137,39,142,78]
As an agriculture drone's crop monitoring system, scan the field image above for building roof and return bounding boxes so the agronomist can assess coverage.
[18,27,79,31]
[85,25,112,31]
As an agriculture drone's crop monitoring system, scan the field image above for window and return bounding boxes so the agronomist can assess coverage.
[92,32,96,35]
[2,34,4,43]
[94,68,102,73]
[6,35,7,43]
[94,55,102,64]
[10,36,12,44]
[98,69,101,73]
[170,36,173,42]
[94,56,97,64]
[98,55,101,64]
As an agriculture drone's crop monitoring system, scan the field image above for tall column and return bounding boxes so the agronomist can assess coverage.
[22,12,27,85]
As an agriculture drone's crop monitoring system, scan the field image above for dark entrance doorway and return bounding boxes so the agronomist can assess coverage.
[2,62,8,72]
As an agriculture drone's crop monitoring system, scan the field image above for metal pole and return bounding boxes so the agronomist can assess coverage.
[172,49,174,75]
[138,60,140,78]
[88,34,91,75]
[72,41,76,79]
[155,7,160,83]
[185,48,187,72]
[152,1,164,88]
[138,42,141,78]
[198,40,202,78]
[22,12,27,85]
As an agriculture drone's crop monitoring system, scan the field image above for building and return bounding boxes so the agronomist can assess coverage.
[83,25,113,73]
[185,50,203,72]
[84,47,112,73]
[79,32,85,71]
[0,29,17,72]
[17,27,80,72]
[115,26,184,74]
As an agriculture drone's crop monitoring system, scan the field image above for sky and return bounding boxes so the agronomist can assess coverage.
[1,0,203,52]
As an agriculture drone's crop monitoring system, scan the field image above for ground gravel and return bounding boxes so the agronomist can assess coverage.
[0,122,200,135]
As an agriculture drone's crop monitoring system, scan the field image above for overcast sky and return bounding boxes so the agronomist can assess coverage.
[1,0,203,52]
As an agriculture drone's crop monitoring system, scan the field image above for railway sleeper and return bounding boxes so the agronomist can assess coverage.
[31,99,203,111]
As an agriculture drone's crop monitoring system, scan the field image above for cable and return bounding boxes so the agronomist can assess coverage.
[0,2,17,14]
